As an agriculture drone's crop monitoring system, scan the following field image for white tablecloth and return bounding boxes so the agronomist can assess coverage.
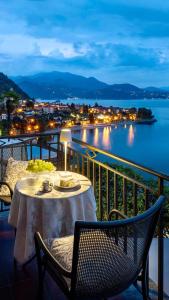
[8,171,97,264]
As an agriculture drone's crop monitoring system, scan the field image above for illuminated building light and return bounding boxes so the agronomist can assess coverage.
[27,126,32,132]
[17,108,23,113]
[10,130,14,135]
[49,121,55,127]
[34,125,39,130]
[97,114,104,120]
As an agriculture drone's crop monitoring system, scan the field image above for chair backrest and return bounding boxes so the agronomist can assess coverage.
[71,195,165,299]
[0,143,28,180]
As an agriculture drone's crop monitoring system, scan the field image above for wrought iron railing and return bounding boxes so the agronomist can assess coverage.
[64,137,169,300]
[0,132,60,180]
[0,132,168,299]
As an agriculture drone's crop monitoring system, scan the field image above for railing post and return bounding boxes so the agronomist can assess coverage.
[71,150,75,172]
[48,143,51,161]
[87,159,90,179]
[106,170,110,218]
[114,173,118,211]
[30,140,33,160]
[82,156,85,176]
[1,147,3,180]
[145,188,150,298]
[158,177,164,300]
[21,144,24,161]
[133,183,137,216]
[99,166,103,220]
[58,142,64,170]
[92,162,96,195]
[123,178,127,215]
[77,154,80,174]
[39,141,42,159]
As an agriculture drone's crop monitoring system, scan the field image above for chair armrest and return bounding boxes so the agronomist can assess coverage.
[108,209,128,221]
[0,181,13,198]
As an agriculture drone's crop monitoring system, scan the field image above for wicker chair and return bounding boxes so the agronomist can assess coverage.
[0,159,14,212]
[0,182,13,211]
[34,195,165,300]
[0,142,28,212]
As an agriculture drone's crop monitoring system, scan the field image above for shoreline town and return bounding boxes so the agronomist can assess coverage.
[0,91,156,136]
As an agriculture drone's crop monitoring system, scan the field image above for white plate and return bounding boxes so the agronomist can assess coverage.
[54,183,81,192]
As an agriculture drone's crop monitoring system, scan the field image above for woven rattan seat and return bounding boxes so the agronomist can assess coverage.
[35,195,165,300]
[44,235,74,273]
[45,233,136,273]
[45,232,135,290]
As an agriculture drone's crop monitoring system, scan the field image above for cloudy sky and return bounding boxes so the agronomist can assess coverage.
[0,0,169,86]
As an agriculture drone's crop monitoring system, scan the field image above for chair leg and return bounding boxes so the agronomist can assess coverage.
[142,281,148,300]
[14,257,17,269]
[142,265,148,300]
[37,266,46,300]
[37,275,43,300]
[1,201,3,212]
[35,236,45,299]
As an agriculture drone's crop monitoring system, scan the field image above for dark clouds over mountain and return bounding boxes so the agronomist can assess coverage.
[0,1,169,86]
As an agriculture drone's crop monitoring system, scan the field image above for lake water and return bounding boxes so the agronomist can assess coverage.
[62,99,169,175]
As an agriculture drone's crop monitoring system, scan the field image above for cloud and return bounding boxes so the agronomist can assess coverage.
[0,0,169,86]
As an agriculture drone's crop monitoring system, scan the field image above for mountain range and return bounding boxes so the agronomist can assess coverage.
[9,71,169,100]
[0,72,29,99]
[12,72,108,99]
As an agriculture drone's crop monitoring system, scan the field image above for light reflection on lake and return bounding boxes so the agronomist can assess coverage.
[128,125,135,146]
[93,127,99,146]
[82,128,87,142]
[103,127,110,150]
[71,99,169,174]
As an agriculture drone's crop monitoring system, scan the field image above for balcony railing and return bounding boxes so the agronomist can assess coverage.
[0,132,168,300]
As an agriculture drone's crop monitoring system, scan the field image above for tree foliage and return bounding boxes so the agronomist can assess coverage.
[137,108,153,119]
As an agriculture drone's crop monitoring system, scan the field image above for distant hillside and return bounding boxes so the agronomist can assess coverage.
[90,84,169,100]
[12,71,169,100]
[90,84,143,99]
[144,86,164,92]
[0,72,29,98]
[13,71,108,99]
[160,87,169,91]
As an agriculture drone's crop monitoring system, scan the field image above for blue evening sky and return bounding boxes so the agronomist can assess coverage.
[0,0,169,87]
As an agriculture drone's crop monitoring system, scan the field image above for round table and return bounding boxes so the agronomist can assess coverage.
[8,171,97,264]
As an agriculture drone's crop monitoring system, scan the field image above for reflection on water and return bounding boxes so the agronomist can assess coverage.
[103,127,110,149]
[128,125,135,146]
[124,124,127,128]
[94,127,99,146]
[82,128,87,142]
[71,99,169,174]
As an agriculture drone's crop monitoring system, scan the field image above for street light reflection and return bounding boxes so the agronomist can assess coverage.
[128,124,135,146]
